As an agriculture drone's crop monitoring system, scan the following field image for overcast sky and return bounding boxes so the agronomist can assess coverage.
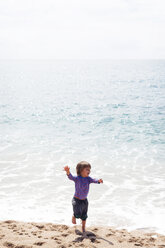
[0,0,165,59]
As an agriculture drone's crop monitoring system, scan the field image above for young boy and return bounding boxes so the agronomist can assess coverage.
[64,161,103,232]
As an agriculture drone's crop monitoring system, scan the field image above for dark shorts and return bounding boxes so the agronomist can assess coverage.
[72,197,88,221]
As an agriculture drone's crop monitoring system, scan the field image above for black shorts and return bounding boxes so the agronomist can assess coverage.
[72,197,88,221]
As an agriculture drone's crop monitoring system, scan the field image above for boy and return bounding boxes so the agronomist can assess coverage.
[64,161,103,232]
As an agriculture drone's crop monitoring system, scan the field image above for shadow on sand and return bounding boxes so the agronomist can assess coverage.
[73,229,114,245]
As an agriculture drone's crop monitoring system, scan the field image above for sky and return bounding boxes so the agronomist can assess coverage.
[0,0,165,59]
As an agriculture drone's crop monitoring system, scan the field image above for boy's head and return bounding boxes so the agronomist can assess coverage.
[76,161,91,177]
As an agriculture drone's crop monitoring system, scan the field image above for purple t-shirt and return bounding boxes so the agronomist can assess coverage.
[67,173,100,200]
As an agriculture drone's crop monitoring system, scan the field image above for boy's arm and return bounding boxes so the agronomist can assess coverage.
[67,172,77,182]
[89,177,103,184]
[64,165,77,182]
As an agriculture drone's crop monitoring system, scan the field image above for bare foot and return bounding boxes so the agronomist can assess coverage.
[72,216,76,224]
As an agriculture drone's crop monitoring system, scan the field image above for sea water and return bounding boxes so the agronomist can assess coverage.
[0,60,165,234]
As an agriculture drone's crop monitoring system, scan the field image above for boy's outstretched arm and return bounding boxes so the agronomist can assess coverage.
[64,165,77,182]
[89,177,103,184]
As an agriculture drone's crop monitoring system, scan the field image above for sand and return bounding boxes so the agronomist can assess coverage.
[0,220,165,248]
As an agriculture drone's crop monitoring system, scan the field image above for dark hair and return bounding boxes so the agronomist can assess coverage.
[76,161,91,176]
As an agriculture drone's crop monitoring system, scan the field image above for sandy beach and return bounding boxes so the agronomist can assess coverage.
[0,220,165,248]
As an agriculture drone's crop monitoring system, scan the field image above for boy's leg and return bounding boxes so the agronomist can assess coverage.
[81,199,88,233]
[72,197,80,225]
[72,215,76,224]
[82,220,86,233]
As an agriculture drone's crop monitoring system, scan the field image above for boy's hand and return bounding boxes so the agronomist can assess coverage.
[98,179,103,183]
[64,165,70,175]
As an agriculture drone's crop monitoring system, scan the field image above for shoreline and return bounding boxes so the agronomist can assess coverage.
[0,220,165,248]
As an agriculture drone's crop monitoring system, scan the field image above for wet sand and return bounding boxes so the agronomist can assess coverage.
[0,220,165,248]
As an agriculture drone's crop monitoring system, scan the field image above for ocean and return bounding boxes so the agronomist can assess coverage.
[0,60,165,234]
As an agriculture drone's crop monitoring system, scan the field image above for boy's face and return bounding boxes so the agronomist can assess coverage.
[81,167,90,177]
